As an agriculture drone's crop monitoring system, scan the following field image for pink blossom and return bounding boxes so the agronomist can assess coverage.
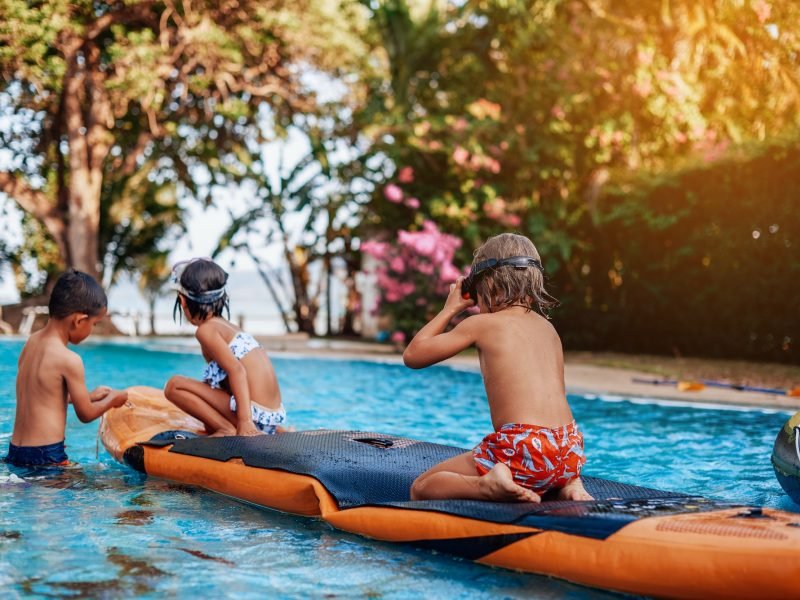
[360,240,389,260]
[397,166,415,183]
[440,263,462,282]
[404,197,420,209]
[383,184,404,203]
[485,157,501,174]
[389,256,406,273]
[452,146,469,166]
[390,331,406,344]
[417,262,434,275]
[368,221,463,308]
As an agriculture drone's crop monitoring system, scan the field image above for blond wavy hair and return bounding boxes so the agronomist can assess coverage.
[472,233,558,314]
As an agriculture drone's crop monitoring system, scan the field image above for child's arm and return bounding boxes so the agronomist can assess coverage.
[196,326,260,437]
[64,355,128,422]
[67,386,109,404]
[403,277,480,369]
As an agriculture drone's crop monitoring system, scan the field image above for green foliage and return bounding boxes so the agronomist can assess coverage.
[357,0,800,361]
[559,141,800,362]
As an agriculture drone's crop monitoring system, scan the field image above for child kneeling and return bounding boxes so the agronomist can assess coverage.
[404,233,592,503]
[164,258,286,437]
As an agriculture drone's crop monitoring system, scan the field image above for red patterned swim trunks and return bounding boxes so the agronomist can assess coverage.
[473,421,586,493]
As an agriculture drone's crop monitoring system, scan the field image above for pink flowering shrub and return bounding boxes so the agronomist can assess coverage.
[362,220,463,337]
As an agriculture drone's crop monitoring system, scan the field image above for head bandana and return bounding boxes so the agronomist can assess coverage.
[170,258,227,304]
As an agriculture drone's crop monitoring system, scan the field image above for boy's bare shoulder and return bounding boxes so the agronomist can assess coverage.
[474,309,557,334]
[21,334,82,375]
[48,342,83,373]
[456,312,495,333]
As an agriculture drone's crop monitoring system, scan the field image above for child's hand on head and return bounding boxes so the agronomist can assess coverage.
[444,277,475,314]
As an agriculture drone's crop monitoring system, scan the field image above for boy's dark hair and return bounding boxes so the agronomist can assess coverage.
[49,269,107,319]
[472,233,558,315]
[173,259,230,322]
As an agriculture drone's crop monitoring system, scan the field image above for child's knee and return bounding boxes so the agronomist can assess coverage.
[410,475,430,501]
[164,375,185,399]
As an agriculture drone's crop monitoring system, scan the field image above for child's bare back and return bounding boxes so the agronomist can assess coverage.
[470,308,572,429]
[14,330,80,447]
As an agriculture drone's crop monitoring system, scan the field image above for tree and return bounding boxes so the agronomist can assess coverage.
[215,119,375,335]
[137,250,171,335]
[0,0,356,288]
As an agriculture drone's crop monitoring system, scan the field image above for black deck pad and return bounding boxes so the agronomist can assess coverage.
[144,430,740,540]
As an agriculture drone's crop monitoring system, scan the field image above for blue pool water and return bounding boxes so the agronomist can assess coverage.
[0,339,797,599]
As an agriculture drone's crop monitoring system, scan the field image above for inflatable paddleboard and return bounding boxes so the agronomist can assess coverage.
[101,387,800,599]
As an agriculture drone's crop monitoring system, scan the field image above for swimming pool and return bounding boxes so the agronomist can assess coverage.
[0,339,796,598]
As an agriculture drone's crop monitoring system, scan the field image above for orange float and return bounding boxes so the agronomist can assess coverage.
[101,387,800,598]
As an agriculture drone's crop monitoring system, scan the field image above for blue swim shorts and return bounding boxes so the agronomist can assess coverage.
[4,440,69,467]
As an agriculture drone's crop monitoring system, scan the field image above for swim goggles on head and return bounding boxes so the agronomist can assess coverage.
[461,256,544,300]
[170,257,227,304]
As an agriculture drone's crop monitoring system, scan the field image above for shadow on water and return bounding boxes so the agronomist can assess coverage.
[176,547,236,566]
[114,509,155,526]
[5,462,146,491]
[19,547,170,598]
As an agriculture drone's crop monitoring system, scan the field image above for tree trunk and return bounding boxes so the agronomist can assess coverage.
[62,42,111,280]
[340,238,360,337]
[66,169,103,278]
[283,244,318,335]
[148,296,157,335]
[324,250,333,336]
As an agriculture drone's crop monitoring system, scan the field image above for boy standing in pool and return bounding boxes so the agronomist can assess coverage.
[404,233,592,503]
[6,270,128,467]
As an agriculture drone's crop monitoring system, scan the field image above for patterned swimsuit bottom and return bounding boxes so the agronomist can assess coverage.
[473,421,586,493]
[203,331,286,435]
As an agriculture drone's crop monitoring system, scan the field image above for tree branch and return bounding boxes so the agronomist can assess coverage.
[0,172,54,222]
[0,171,69,261]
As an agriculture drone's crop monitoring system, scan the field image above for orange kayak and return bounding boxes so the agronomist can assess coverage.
[101,387,800,599]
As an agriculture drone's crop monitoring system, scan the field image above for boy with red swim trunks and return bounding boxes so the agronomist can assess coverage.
[404,233,592,503]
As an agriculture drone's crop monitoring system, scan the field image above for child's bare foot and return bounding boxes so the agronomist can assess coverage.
[208,427,236,438]
[479,464,541,503]
[556,477,594,501]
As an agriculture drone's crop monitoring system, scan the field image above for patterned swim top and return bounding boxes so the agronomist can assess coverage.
[202,331,261,390]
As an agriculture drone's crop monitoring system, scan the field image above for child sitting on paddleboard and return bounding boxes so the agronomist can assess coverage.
[6,270,128,467]
[164,258,286,437]
[404,233,592,503]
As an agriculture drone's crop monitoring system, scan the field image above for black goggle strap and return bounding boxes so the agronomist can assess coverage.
[469,256,544,278]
